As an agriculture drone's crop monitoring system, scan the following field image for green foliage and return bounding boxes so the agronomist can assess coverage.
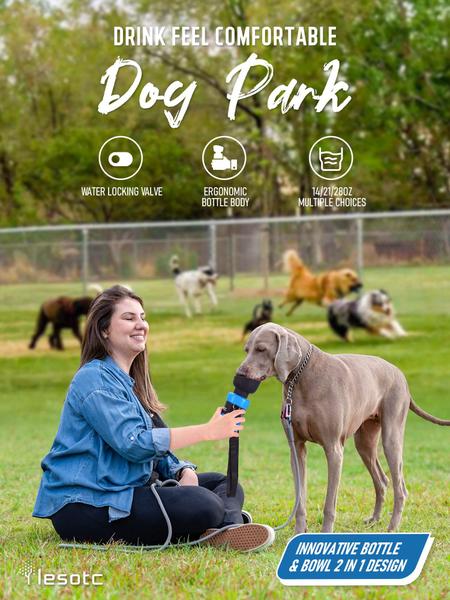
[0,0,448,225]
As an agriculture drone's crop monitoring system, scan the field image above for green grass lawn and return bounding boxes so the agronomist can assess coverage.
[0,266,449,599]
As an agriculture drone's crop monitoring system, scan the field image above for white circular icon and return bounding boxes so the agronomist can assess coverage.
[98,136,143,181]
[309,136,353,181]
[202,136,247,181]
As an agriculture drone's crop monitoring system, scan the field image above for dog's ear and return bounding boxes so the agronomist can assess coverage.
[273,327,302,383]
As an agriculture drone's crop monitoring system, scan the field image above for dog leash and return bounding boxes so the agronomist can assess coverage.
[276,344,313,531]
[59,479,242,553]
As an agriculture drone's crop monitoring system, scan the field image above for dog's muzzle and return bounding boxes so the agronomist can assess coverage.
[233,373,261,397]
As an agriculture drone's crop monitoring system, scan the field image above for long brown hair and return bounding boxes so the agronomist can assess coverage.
[80,285,165,415]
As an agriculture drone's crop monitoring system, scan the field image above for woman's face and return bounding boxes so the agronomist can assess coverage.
[105,297,149,358]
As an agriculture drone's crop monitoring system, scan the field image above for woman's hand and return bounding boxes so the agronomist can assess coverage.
[178,468,199,486]
[205,407,246,441]
[168,408,246,450]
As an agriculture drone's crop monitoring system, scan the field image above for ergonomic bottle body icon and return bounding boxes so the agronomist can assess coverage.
[211,145,238,171]
[202,136,246,181]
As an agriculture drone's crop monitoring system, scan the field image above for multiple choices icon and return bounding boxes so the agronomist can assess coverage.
[309,136,353,181]
[319,147,343,172]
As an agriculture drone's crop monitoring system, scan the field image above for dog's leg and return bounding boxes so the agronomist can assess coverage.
[177,288,191,318]
[206,282,218,307]
[29,309,48,349]
[378,327,396,340]
[71,321,83,344]
[192,294,202,315]
[354,420,389,524]
[54,326,64,350]
[321,442,344,533]
[381,408,408,532]
[49,325,59,349]
[391,321,407,337]
[283,422,307,532]
[286,299,303,316]
[333,324,351,342]
[293,440,308,533]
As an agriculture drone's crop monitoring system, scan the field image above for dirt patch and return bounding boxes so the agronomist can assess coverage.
[0,327,241,358]
[0,326,417,358]
[151,326,241,353]
[0,338,81,358]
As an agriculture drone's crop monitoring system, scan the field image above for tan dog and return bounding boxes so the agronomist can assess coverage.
[279,250,362,315]
[238,323,450,533]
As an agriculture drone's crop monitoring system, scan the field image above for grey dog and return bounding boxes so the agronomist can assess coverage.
[237,322,449,533]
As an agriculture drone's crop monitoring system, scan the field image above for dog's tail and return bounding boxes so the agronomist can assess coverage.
[282,249,304,274]
[87,284,103,296]
[170,255,181,276]
[409,397,450,426]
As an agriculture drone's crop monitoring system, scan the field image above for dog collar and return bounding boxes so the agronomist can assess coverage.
[282,344,313,420]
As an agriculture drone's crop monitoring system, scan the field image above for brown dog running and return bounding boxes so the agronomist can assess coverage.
[279,249,362,315]
[29,296,93,350]
[237,323,450,533]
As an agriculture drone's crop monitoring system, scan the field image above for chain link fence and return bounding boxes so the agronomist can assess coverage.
[0,210,449,288]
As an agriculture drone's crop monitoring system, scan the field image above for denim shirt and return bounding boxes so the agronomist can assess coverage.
[32,356,196,522]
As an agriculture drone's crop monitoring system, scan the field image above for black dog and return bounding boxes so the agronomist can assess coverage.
[29,296,93,350]
[242,299,273,340]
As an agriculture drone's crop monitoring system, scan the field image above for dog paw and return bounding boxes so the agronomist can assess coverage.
[364,516,379,527]
[294,520,307,534]
[295,526,307,534]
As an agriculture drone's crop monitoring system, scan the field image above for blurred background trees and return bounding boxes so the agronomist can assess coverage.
[0,0,448,225]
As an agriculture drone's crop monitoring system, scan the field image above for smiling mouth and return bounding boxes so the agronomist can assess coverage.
[131,334,146,341]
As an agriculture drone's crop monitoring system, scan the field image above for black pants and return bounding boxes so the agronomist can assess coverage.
[50,472,244,545]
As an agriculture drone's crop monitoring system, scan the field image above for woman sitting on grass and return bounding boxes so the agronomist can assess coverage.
[32,285,274,552]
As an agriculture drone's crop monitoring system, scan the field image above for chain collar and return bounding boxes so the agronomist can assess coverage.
[281,344,313,421]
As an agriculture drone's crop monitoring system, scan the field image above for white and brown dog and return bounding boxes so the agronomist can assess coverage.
[170,255,218,318]
[328,290,407,341]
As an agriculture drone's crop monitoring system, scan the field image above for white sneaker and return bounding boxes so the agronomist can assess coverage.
[241,510,253,524]
[199,523,275,553]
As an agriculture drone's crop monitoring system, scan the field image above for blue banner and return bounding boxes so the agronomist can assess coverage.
[277,532,433,586]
